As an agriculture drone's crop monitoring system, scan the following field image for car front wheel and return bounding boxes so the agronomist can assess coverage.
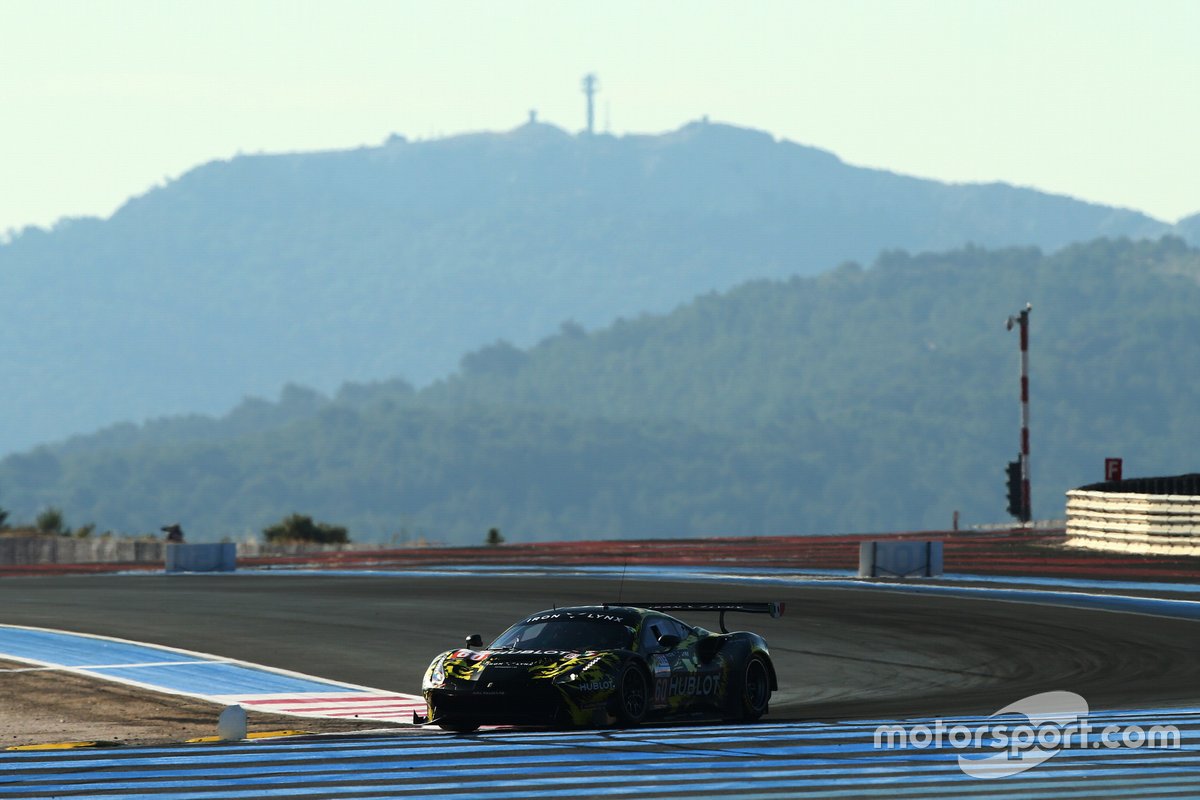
[613,662,649,726]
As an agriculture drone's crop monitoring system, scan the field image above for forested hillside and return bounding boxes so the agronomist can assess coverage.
[3,237,1197,543]
[1176,212,1200,245]
[0,120,1181,455]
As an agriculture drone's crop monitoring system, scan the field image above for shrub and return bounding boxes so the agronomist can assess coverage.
[263,513,350,544]
[35,507,67,536]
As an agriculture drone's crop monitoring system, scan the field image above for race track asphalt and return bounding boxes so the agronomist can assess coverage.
[1,572,1197,720]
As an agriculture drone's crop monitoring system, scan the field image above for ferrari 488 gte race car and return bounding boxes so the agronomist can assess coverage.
[418,601,783,731]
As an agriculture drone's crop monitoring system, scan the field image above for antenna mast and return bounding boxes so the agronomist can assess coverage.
[581,73,598,135]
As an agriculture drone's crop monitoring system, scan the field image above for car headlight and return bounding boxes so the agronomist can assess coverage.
[553,655,607,686]
[423,656,447,690]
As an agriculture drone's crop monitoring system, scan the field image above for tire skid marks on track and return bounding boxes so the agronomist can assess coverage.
[3,713,1200,799]
[236,565,1200,624]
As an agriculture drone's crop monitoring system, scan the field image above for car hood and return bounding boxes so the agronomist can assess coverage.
[440,648,619,683]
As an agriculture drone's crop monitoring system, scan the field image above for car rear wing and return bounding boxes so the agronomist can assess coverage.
[605,601,785,633]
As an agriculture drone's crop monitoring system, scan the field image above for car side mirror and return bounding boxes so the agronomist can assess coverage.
[656,633,681,650]
[465,634,483,648]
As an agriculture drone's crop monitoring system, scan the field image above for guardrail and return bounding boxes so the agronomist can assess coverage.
[0,536,165,565]
[1065,490,1200,556]
[0,536,378,566]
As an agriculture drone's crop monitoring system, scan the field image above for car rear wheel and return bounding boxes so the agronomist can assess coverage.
[734,655,771,722]
[613,662,649,726]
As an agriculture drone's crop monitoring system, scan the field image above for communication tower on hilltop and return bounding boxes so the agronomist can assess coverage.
[582,73,598,135]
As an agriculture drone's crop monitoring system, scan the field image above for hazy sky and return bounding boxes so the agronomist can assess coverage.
[2,0,1197,235]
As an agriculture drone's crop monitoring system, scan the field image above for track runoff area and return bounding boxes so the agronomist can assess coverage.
[2,562,1200,797]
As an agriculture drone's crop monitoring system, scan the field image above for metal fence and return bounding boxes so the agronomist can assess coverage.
[0,536,166,565]
[0,536,380,566]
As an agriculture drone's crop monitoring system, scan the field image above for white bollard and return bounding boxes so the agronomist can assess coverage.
[217,704,248,741]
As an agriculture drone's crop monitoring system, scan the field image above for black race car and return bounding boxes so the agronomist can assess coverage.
[418,601,783,732]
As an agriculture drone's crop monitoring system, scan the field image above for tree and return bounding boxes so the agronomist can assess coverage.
[35,507,67,536]
[263,513,350,544]
[460,341,528,377]
[486,527,505,546]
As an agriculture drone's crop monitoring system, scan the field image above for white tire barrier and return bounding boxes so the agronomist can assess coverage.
[165,543,237,573]
[858,541,944,578]
[1065,489,1200,556]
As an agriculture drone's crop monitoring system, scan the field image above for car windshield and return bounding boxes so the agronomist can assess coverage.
[490,616,635,651]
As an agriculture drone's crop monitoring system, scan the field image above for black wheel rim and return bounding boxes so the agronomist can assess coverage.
[623,669,647,718]
[746,659,769,711]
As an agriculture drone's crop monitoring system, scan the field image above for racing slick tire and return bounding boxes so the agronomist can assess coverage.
[729,655,772,722]
[613,662,650,727]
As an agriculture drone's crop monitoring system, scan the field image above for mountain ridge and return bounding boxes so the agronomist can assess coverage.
[0,120,1188,456]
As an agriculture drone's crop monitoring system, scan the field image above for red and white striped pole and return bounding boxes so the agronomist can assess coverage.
[1008,303,1032,523]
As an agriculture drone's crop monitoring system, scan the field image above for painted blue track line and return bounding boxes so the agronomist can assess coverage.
[240,562,1200,597]
[22,770,1200,800]
[0,624,369,697]
[812,580,1200,621]
[5,712,1199,770]
[0,627,210,668]
[12,762,1200,796]
[7,749,1200,793]
[0,736,1192,777]
[84,661,351,694]
[939,572,1200,594]
[4,711,1198,798]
